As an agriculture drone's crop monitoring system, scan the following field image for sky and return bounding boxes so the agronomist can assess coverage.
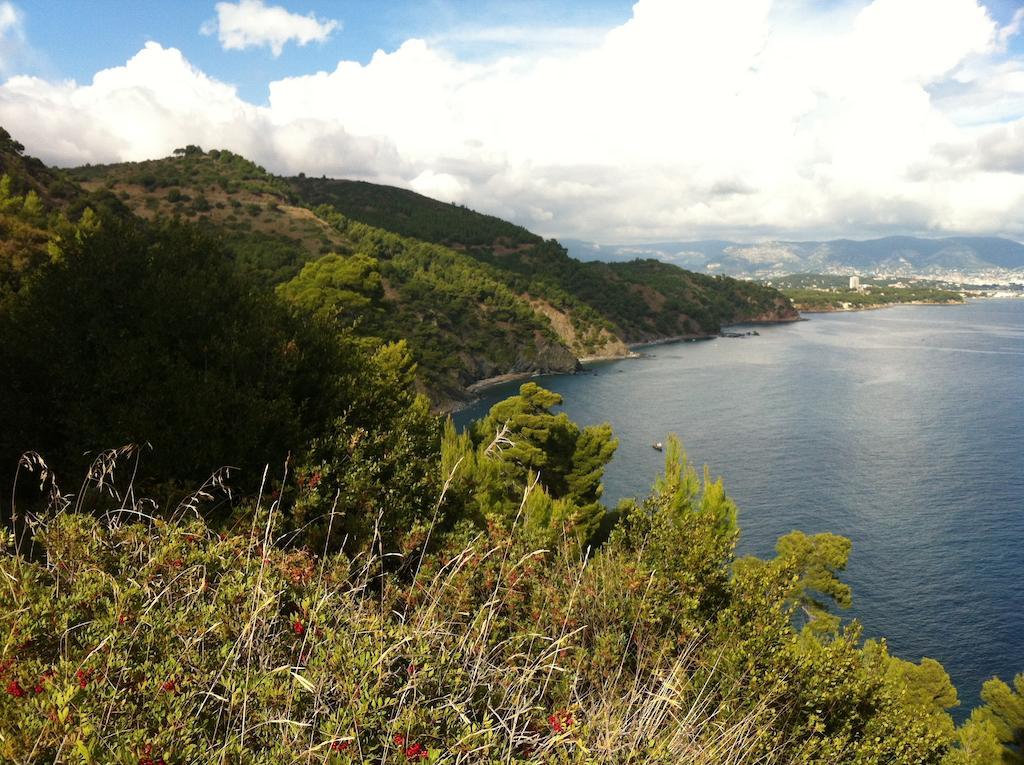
[2,0,1024,243]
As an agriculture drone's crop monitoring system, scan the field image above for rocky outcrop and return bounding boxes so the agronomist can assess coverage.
[733,296,801,323]
[518,332,582,375]
[433,331,580,409]
[528,297,631,360]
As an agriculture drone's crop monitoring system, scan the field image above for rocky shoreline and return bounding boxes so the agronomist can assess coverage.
[446,313,803,413]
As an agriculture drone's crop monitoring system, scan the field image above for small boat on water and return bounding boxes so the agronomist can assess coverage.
[652,442,663,452]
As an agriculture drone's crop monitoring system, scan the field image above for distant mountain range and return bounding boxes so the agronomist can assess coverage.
[562,236,1024,277]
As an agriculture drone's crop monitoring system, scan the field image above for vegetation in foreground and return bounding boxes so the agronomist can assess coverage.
[2,423,1022,763]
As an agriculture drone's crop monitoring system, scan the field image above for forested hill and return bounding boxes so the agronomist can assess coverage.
[287,176,539,251]
[286,175,799,343]
[12,140,796,404]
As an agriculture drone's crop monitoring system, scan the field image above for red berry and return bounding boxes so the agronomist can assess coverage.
[293,619,305,635]
[549,710,573,733]
[6,680,25,698]
[405,742,428,761]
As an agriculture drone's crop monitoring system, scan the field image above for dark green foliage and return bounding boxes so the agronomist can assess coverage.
[278,208,572,401]
[0,213,447,552]
[285,175,796,343]
[0,218,358,488]
[287,176,538,249]
[58,141,584,403]
[439,382,617,547]
[225,228,342,288]
[55,143,796,401]
[512,239,785,340]
[474,242,795,341]
[287,341,444,553]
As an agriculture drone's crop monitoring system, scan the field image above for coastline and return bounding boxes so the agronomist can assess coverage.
[578,333,713,362]
[449,316,803,412]
[464,370,541,395]
[444,370,552,414]
[449,300,1006,411]
[460,334,721,399]
[797,299,965,314]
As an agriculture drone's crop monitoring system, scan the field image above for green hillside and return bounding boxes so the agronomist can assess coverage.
[288,175,538,250]
[287,175,799,343]
[66,149,581,404]
[61,144,796,403]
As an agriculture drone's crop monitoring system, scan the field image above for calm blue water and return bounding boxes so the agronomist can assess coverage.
[456,299,1024,716]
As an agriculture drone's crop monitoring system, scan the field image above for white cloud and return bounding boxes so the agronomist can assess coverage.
[0,1,26,74]
[409,170,465,203]
[201,0,338,57]
[4,0,1024,242]
[0,42,399,175]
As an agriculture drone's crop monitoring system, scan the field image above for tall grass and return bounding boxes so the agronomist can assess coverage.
[1,444,783,764]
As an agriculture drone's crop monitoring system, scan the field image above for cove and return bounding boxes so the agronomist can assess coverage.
[455,299,1024,715]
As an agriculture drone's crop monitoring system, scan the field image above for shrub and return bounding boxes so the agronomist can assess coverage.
[0,429,979,764]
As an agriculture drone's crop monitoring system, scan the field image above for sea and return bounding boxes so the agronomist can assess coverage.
[455,298,1024,716]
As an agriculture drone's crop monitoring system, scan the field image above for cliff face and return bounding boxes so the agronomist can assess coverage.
[730,296,801,324]
[433,333,579,409]
[516,332,582,375]
[529,297,631,359]
[455,333,579,387]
